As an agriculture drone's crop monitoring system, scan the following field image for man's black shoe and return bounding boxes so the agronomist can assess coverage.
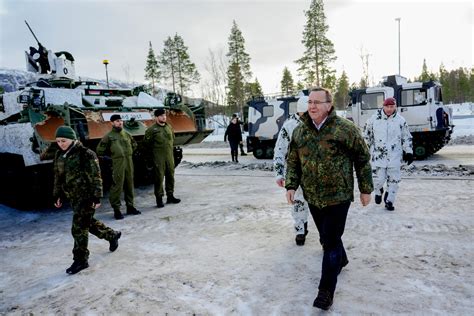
[66,260,89,275]
[295,234,306,246]
[114,210,124,220]
[240,152,247,156]
[313,289,333,310]
[384,191,388,203]
[167,196,181,204]
[385,201,395,211]
[109,231,121,252]
[126,206,141,215]
[375,195,382,204]
[156,197,164,208]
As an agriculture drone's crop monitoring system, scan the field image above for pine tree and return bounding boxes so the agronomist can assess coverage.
[418,59,431,82]
[333,71,350,110]
[226,20,252,115]
[144,41,160,96]
[226,62,245,114]
[245,78,264,100]
[296,0,336,87]
[295,81,305,91]
[159,34,200,96]
[281,67,295,96]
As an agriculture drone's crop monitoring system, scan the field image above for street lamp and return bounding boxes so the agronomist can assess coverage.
[103,59,110,88]
[395,17,401,75]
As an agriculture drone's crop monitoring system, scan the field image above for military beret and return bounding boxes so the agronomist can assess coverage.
[55,126,76,140]
[110,114,122,122]
[383,97,396,106]
[154,108,166,116]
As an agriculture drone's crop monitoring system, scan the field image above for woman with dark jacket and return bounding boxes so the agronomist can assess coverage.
[224,117,243,163]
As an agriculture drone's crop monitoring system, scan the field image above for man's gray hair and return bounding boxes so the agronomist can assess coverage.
[309,87,332,103]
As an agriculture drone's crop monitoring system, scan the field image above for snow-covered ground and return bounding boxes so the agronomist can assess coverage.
[0,144,473,314]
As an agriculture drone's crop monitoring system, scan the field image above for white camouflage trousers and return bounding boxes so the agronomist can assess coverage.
[293,186,309,235]
[373,167,401,204]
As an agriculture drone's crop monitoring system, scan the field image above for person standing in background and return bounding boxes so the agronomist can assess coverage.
[97,114,141,219]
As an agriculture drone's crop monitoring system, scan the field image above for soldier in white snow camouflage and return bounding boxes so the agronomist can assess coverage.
[273,96,310,246]
[363,97,413,211]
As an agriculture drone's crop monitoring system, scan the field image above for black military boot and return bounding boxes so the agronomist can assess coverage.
[304,222,309,236]
[114,209,124,220]
[375,188,384,204]
[109,231,121,252]
[240,144,247,156]
[66,260,89,275]
[231,153,235,162]
[126,206,141,215]
[295,234,306,246]
[167,195,181,204]
[313,289,334,310]
[385,201,395,211]
[156,197,164,208]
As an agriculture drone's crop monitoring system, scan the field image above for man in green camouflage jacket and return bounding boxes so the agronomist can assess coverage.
[53,126,121,275]
[143,108,181,208]
[285,88,373,310]
[97,114,141,219]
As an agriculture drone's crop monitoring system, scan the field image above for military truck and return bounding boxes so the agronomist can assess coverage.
[347,75,454,159]
[246,93,303,159]
[0,22,212,209]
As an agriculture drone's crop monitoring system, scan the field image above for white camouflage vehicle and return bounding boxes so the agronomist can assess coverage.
[347,75,454,159]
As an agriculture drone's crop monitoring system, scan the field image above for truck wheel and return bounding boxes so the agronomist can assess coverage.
[414,145,427,160]
[253,146,266,159]
[265,147,274,159]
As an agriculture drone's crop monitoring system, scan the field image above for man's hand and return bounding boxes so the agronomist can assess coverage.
[360,193,371,206]
[286,190,295,204]
[92,202,101,209]
[54,198,62,208]
[276,178,285,187]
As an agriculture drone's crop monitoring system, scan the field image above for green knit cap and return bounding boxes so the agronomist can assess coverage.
[55,126,77,140]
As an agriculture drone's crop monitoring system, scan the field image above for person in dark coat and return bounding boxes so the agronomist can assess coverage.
[53,126,121,275]
[224,117,243,163]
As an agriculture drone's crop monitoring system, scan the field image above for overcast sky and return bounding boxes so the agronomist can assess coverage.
[0,0,472,96]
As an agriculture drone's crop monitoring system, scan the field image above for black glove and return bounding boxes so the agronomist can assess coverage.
[90,197,101,205]
[403,152,414,165]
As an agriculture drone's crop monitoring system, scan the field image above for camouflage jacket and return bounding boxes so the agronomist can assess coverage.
[96,128,137,161]
[285,110,373,208]
[53,141,103,202]
[273,113,302,180]
[143,122,175,163]
[363,109,413,168]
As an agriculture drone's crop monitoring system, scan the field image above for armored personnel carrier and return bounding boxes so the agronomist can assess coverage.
[0,22,212,209]
[347,75,454,159]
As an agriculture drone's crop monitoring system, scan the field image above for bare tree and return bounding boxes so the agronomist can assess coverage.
[201,47,228,107]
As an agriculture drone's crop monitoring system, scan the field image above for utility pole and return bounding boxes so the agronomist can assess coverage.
[103,59,110,88]
[395,17,401,75]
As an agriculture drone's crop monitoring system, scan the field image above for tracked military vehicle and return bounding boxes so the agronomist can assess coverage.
[0,22,212,209]
[347,75,454,159]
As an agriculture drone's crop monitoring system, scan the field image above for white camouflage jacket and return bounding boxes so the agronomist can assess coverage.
[273,113,302,180]
[363,109,413,168]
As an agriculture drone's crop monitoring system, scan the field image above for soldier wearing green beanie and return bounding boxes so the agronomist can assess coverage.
[53,125,121,275]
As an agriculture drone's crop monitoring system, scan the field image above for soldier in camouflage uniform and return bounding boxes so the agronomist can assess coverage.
[273,95,310,246]
[97,114,141,219]
[285,88,373,310]
[53,126,121,275]
[363,97,413,211]
[143,108,181,208]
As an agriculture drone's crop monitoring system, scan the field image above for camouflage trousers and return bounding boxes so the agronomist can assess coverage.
[292,187,309,235]
[372,167,401,204]
[71,200,116,261]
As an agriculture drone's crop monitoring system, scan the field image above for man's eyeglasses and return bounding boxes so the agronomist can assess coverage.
[308,100,330,105]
